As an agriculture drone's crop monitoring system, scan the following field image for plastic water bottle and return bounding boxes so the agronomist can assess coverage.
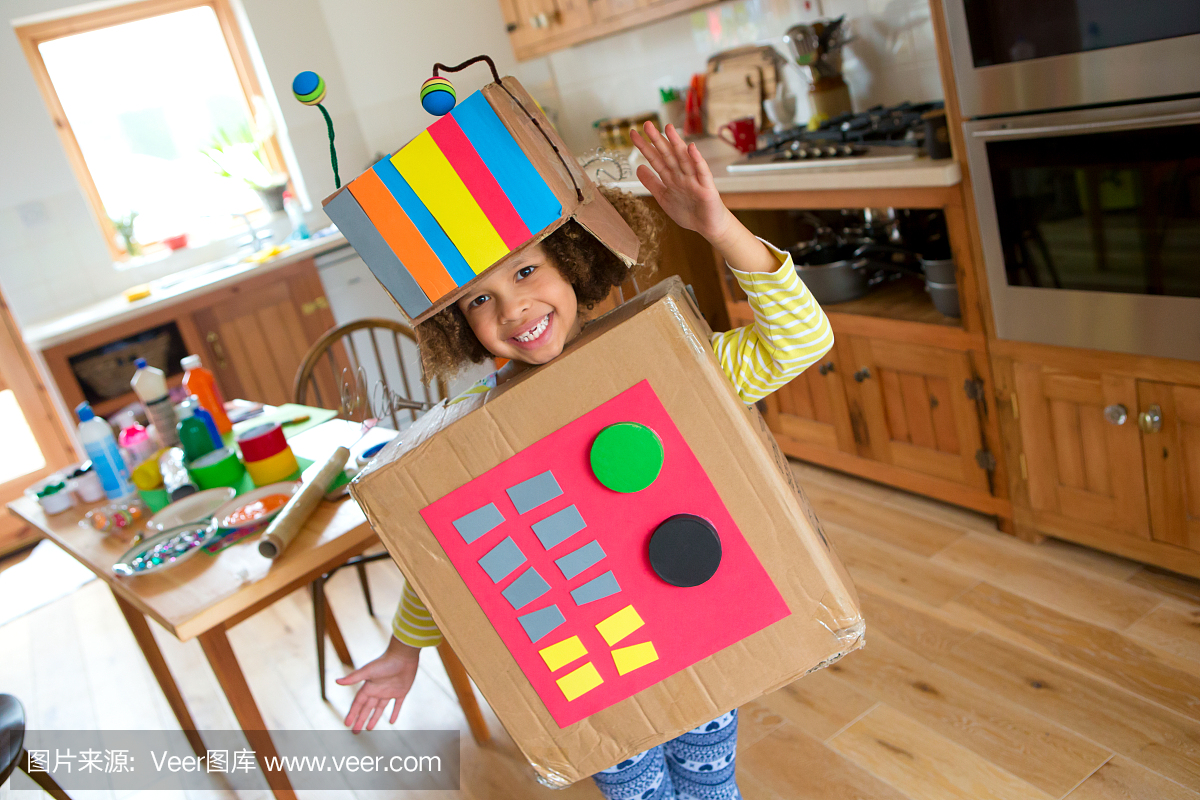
[283,190,310,240]
[131,358,179,446]
[76,403,136,500]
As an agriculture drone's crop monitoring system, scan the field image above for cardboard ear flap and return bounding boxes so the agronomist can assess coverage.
[574,187,641,269]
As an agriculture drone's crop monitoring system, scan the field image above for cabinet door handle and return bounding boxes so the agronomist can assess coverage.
[1103,404,1128,425]
[206,331,229,369]
[818,362,835,376]
[853,368,870,382]
[1138,404,1163,434]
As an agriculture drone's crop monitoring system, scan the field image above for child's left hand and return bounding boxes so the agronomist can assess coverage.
[632,123,735,245]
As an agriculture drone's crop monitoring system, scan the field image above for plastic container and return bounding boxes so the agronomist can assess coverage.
[178,413,216,463]
[182,355,232,433]
[283,190,310,241]
[131,358,179,446]
[37,481,75,515]
[76,403,136,500]
[192,406,223,448]
[117,421,157,466]
[67,462,106,503]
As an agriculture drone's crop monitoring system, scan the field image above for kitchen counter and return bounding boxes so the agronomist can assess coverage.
[23,233,347,349]
[611,136,960,196]
[26,140,957,351]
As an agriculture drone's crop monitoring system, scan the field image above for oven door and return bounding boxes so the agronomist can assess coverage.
[965,97,1200,361]
[943,0,1200,118]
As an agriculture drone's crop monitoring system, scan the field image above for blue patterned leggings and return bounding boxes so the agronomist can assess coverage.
[591,710,740,800]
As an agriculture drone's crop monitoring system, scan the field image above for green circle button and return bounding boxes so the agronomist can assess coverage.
[590,422,664,493]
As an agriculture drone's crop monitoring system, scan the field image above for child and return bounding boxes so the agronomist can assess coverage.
[337,122,834,800]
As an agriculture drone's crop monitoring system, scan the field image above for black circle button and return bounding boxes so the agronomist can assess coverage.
[648,514,722,587]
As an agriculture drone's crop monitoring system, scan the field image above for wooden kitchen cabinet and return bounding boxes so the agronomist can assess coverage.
[998,348,1200,577]
[1138,381,1200,553]
[37,256,338,422]
[1011,362,1150,542]
[500,0,592,57]
[503,0,715,60]
[762,348,856,457]
[847,335,992,493]
[191,259,335,407]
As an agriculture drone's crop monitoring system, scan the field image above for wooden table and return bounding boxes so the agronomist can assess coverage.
[3,419,495,800]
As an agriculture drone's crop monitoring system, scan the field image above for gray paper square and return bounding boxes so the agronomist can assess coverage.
[452,503,504,544]
[571,571,621,605]
[555,540,606,580]
[501,567,552,610]
[506,471,563,515]
[517,604,566,643]
[477,537,525,583]
[531,505,586,550]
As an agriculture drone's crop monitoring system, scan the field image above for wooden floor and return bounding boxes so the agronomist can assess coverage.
[4,459,1200,800]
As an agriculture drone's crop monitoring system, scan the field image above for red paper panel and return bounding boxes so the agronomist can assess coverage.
[419,380,791,727]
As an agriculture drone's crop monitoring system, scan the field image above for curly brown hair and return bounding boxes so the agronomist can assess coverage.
[414,186,660,381]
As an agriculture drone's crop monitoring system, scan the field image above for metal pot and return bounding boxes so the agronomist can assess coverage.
[788,241,874,304]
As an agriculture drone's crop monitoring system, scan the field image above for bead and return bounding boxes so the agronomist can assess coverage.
[420,76,456,116]
[293,71,326,105]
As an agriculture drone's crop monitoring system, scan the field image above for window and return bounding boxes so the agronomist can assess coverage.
[16,0,290,262]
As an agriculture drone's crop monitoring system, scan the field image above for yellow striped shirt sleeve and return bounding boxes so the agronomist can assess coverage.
[391,580,444,647]
[711,240,834,405]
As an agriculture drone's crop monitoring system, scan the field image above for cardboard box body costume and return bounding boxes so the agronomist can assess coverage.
[352,280,864,785]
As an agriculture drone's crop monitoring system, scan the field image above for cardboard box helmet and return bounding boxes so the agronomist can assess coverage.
[320,55,641,325]
[352,279,864,786]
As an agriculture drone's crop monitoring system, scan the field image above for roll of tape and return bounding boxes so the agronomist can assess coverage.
[237,422,288,462]
[245,447,300,487]
[189,447,246,490]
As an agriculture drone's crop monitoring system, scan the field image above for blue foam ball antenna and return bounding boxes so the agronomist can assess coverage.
[420,76,457,116]
[293,71,326,105]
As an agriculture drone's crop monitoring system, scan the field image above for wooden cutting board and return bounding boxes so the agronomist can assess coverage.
[705,46,781,136]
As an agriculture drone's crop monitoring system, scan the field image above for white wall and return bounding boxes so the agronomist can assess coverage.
[1,0,941,331]
[544,0,944,152]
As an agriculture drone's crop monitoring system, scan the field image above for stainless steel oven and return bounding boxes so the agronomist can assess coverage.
[942,0,1200,118]
[964,97,1200,361]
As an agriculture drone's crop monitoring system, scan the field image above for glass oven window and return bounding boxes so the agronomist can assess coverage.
[987,123,1200,297]
[964,0,1200,66]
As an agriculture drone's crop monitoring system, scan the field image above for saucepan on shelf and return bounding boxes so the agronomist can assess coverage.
[787,240,922,305]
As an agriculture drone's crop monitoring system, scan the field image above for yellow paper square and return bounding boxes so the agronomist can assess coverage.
[611,641,659,675]
[556,661,603,701]
[539,635,588,672]
[595,605,644,647]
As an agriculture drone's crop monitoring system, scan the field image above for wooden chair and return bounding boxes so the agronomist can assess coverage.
[1,694,72,799]
[293,319,488,744]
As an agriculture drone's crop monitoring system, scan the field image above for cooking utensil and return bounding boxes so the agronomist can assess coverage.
[926,280,961,317]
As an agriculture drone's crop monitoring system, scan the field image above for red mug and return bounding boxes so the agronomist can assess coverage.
[718,116,758,153]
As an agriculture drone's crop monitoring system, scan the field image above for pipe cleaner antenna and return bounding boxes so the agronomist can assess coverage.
[292,70,340,188]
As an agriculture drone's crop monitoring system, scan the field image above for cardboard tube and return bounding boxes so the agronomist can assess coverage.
[258,446,350,560]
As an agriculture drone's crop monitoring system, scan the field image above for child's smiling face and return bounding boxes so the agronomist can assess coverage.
[456,241,582,366]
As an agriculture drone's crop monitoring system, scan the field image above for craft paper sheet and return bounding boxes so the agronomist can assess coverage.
[419,380,791,727]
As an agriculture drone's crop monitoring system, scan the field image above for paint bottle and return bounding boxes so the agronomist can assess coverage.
[76,402,136,500]
[177,411,216,463]
[131,358,179,446]
[192,405,223,449]
[181,354,231,433]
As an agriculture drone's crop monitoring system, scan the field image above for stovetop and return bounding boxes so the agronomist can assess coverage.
[761,100,944,150]
[730,101,944,172]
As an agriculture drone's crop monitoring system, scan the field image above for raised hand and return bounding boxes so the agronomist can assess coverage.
[335,637,421,732]
[631,122,734,244]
